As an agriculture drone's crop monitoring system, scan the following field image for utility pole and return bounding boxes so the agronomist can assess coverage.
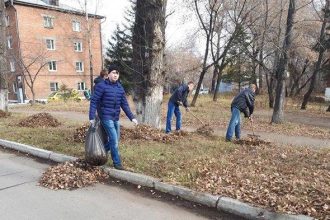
[0,0,9,111]
[85,0,94,93]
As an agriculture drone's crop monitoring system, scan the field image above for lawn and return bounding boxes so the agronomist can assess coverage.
[0,112,329,219]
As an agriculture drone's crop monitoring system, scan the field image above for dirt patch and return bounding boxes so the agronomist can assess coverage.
[0,110,11,118]
[18,113,61,128]
[192,143,330,219]
[39,159,109,190]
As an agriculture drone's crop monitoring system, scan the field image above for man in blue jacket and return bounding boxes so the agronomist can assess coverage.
[226,84,256,141]
[166,81,194,133]
[89,64,138,170]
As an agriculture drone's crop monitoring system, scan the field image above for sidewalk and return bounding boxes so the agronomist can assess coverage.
[0,149,235,220]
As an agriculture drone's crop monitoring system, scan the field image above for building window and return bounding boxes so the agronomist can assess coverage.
[48,61,57,71]
[43,16,54,28]
[10,61,15,72]
[75,61,84,72]
[46,39,55,50]
[50,82,59,91]
[7,36,12,49]
[72,21,81,32]
[5,15,9,27]
[77,82,86,91]
[74,42,82,52]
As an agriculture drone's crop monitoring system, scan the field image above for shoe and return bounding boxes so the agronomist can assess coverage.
[114,165,125,170]
[225,138,232,142]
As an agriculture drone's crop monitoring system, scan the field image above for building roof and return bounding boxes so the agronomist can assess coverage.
[6,0,105,19]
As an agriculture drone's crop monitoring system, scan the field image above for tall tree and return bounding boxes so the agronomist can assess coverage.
[132,0,167,128]
[271,0,296,123]
[301,0,330,109]
[105,25,133,91]
[0,0,8,111]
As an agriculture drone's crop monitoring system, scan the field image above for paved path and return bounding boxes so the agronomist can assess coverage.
[10,109,330,148]
[0,149,237,220]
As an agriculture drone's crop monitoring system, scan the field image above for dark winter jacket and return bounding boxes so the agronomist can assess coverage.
[169,84,190,108]
[89,80,134,121]
[94,76,105,86]
[231,88,255,117]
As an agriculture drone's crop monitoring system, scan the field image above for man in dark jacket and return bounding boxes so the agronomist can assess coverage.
[226,84,256,141]
[89,64,138,170]
[166,81,194,133]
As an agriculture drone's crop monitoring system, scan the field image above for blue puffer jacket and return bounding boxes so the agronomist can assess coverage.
[89,80,134,121]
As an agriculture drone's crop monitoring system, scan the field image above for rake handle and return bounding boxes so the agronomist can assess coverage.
[189,111,205,125]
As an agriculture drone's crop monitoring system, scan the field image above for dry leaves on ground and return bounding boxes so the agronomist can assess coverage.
[0,110,11,118]
[73,124,190,143]
[196,124,214,136]
[39,159,109,190]
[191,140,329,219]
[18,113,61,128]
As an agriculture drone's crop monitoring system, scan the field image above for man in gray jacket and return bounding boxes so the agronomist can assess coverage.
[226,84,256,141]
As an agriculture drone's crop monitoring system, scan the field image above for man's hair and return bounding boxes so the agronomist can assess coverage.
[100,69,107,78]
[188,81,194,85]
[250,84,257,91]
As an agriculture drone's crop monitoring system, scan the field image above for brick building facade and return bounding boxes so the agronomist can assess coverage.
[4,0,104,101]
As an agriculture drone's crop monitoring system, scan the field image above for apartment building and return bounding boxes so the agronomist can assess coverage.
[4,0,104,102]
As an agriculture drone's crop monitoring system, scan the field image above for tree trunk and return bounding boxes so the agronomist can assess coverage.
[301,0,329,110]
[132,0,167,128]
[271,0,295,123]
[327,105,330,112]
[0,0,9,111]
[211,67,218,93]
[213,64,226,101]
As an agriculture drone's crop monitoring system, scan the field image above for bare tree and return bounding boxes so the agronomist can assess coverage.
[0,0,8,111]
[271,0,296,123]
[15,48,50,105]
[132,0,167,128]
[301,0,330,109]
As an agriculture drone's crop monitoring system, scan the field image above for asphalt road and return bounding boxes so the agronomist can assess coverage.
[0,149,239,220]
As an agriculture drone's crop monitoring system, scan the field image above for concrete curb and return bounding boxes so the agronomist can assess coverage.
[0,138,314,220]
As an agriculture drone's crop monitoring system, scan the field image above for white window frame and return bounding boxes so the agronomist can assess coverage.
[50,82,59,91]
[48,61,57,72]
[5,15,9,27]
[10,60,15,72]
[43,16,54,28]
[45,38,55,50]
[75,61,84,72]
[74,41,83,52]
[72,20,81,32]
[12,83,17,93]
[7,36,12,49]
[77,82,86,91]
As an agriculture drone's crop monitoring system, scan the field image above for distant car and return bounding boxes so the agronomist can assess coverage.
[192,88,209,95]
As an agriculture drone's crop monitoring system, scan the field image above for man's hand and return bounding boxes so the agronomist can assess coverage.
[132,118,138,126]
[90,119,95,126]
[249,115,253,122]
[177,101,183,106]
[185,107,190,112]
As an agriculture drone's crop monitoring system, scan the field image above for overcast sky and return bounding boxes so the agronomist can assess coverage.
[66,0,198,51]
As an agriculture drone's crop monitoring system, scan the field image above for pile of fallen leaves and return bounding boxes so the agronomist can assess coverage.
[0,110,10,118]
[18,113,61,128]
[121,125,189,143]
[39,159,109,190]
[191,142,329,219]
[73,124,89,143]
[235,137,270,146]
[196,124,214,136]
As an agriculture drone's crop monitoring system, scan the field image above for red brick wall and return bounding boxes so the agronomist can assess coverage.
[13,4,103,100]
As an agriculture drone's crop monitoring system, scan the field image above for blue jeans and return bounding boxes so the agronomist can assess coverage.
[101,120,121,166]
[166,101,182,133]
[226,107,241,140]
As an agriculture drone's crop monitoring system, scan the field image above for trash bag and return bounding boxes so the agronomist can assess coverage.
[85,118,108,166]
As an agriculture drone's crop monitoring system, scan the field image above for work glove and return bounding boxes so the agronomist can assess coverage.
[248,115,253,122]
[90,119,95,126]
[132,118,138,126]
[185,107,190,112]
[176,101,183,106]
